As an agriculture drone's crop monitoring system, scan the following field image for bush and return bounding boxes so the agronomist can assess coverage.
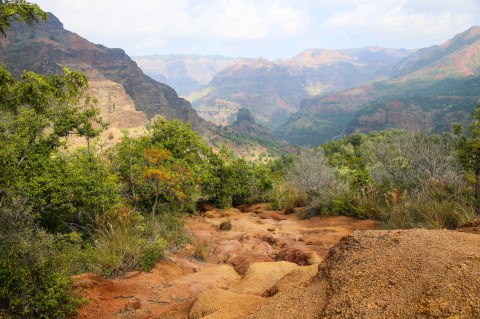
[0,202,85,318]
[269,181,306,211]
[381,188,475,229]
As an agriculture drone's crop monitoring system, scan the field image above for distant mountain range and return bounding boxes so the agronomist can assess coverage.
[186,48,411,129]
[134,27,480,146]
[132,54,238,97]
[4,12,480,149]
[280,26,480,145]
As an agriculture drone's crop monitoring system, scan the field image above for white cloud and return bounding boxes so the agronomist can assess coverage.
[33,0,480,57]
[321,0,479,48]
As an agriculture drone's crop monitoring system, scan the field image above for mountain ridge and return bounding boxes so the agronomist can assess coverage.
[188,47,410,129]
[0,13,209,134]
[277,26,480,145]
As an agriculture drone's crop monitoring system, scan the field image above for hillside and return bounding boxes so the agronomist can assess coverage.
[0,13,209,138]
[132,54,238,96]
[189,48,409,130]
[0,13,290,158]
[278,26,480,146]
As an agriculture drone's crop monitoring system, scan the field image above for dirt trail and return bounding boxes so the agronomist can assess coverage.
[76,205,378,318]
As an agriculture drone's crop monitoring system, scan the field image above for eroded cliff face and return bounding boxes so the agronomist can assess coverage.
[0,13,210,134]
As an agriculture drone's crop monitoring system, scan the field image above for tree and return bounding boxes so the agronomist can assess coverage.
[113,117,214,214]
[0,2,101,317]
[0,0,47,36]
[0,64,106,211]
[453,101,480,214]
[142,148,191,216]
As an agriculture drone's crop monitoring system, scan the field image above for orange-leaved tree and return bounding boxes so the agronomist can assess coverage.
[142,148,192,216]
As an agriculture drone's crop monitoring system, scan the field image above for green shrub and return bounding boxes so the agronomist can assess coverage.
[0,203,85,318]
[139,238,166,272]
[269,181,305,211]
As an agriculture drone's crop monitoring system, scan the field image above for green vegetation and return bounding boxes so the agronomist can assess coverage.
[210,125,291,158]
[2,2,480,318]
[0,3,273,317]
[271,128,476,228]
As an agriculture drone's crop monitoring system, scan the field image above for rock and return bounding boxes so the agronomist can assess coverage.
[275,246,321,266]
[157,264,241,303]
[227,255,275,275]
[263,264,318,297]
[257,211,286,220]
[232,261,299,296]
[189,288,265,319]
[219,221,232,231]
[123,298,141,311]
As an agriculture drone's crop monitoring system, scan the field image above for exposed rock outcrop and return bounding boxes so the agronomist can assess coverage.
[230,108,274,140]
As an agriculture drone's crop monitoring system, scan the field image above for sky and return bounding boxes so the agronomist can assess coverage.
[33,0,480,60]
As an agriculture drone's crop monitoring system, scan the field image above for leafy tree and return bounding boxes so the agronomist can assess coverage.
[0,0,47,36]
[0,2,108,316]
[202,145,272,208]
[453,101,480,214]
[113,117,213,214]
[142,148,191,216]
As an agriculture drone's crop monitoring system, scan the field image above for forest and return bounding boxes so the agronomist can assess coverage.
[1,2,480,318]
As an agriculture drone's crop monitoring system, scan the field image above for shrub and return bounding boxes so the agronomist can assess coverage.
[380,185,475,229]
[269,181,306,211]
[94,207,143,277]
[0,202,85,318]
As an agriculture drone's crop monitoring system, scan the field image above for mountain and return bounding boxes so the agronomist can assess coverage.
[0,13,210,144]
[190,48,410,130]
[277,26,480,146]
[0,14,293,159]
[194,58,307,128]
[132,54,238,96]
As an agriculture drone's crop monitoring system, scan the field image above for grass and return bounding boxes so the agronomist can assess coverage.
[93,206,188,277]
[191,240,212,262]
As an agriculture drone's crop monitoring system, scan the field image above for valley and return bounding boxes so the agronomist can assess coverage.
[134,27,480,146]
[2,2,480,319]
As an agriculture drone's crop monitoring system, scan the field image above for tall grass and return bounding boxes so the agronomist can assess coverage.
[381,186,475,229]
[93,206,190,277]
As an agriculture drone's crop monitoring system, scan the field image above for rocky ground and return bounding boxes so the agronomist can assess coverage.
[75,206,480,319]
[75,204,377,318]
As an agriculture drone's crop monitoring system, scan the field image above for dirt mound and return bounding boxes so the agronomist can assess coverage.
[457,217,480,234]
[243,229,480,319]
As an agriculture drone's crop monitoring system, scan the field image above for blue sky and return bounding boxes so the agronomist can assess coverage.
[34,0,480,59]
